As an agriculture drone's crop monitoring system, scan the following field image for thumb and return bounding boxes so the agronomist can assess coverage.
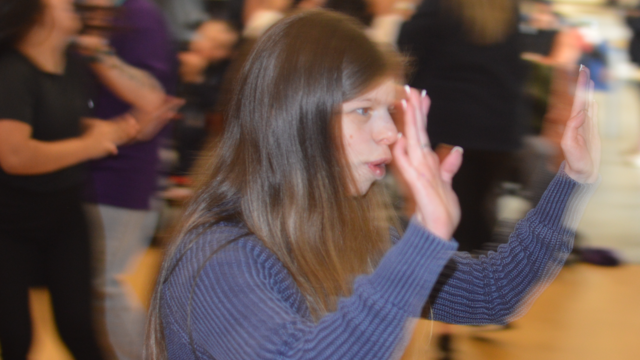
[440,146,463,184]
[107,142,118,156]
[124,113,139,128]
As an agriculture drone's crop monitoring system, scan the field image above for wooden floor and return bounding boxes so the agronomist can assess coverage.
[400,264,640,360]
[22,250,640,360]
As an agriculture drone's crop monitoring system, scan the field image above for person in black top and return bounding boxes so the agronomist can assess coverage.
[0,0,139,358]
[398,0,526,253]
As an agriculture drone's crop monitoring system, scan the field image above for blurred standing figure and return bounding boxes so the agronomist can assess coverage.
[398,0,525,252]
[79,0,178,359]
[153,0,209,43]
[174,20,239,174]
[0,0,139,358]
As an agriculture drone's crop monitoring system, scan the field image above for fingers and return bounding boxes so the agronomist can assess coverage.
[160,96,186,114]
[421,90,430,130]
[112,114,140,144]
[561,109,583,151]
[392,136,419,186]
[563,78,596,150]
[401,96,423,165]
[440,146,463,184]
[570,65,590,119]
[402,86,435,170]
[587,79,596,138]
[404,85,429,148]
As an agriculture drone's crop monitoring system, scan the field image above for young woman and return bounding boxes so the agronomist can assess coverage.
[146,10,600,360]
[0,0,138,358]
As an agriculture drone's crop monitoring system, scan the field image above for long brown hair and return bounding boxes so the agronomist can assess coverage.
[444,0,516,45]
[145,10,401,359]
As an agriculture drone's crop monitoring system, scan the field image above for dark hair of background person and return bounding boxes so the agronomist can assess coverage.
[444,0,516,45]
[145,10,402,359]
[0,0,43,54]
[325,0,372,26]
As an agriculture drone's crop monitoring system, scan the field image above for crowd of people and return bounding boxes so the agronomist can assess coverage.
[0,0,603,359]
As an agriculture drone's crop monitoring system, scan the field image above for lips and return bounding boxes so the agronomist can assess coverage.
[367,158,391,179]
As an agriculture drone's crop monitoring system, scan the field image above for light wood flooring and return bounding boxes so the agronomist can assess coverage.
[23,252,640,360]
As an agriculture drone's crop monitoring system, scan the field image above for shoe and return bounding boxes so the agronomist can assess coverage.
[437,334,452,360]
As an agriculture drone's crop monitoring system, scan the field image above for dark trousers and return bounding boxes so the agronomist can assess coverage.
[0,186,107,360]
[452,149,513,253]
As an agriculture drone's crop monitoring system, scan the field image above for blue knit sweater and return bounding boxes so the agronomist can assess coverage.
[161,169,595,359]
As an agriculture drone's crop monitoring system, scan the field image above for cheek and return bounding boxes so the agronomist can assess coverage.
[342,127,361,157]
[343,135,356,162]
[341,114,374,163]
[344,132,371,167]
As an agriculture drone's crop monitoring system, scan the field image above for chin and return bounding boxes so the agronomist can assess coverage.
[356,180,375,196]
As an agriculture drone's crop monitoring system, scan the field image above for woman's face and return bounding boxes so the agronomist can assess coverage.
[43,0,82,36]
[341,77,399,195]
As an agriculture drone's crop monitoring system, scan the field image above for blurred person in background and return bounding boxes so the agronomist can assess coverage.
[153,0,210,44]
[0,0,140,358]
[214,0,418,143]
[237,0,417,40]
[398,0,525,254]
[623,5,640,164]
[173,19,239,176]
[77,0,181,359]
[144,10,600,360]
[518,1,585,207]
[398,4,526,354]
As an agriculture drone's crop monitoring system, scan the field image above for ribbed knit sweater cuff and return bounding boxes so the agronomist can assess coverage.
[364,222,458,318]
[532,162,600,232]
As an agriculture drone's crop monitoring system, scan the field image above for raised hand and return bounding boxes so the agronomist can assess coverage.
[130,96,185,142]
[82,114,139,158]
[392,86,463,240]
[562,66,601,184]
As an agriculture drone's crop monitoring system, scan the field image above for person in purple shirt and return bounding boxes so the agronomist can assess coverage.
[78,0,179,359]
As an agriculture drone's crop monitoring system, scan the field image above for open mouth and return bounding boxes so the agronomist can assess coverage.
[368,159,390,178]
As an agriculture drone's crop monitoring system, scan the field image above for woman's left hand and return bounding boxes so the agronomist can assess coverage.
[561,66,601,184]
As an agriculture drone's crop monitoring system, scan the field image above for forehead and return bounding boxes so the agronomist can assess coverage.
[348,78,398,105]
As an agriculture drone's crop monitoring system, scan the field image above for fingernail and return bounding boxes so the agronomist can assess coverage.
[401,99,407,109]
[398,132,403,138]
[421,89,427,97]
[579,64,584,72]
[453,146,464,154]
[404,85,411,96]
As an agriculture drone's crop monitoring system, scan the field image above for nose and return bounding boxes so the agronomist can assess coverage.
[374,112,399,146]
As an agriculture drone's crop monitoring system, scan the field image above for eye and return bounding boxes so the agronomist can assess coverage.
[355,107,372,117]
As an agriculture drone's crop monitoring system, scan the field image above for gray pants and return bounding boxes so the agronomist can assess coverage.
[87,203,159,360]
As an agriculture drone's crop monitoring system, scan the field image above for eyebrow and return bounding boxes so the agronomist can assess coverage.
[350,97,373,103]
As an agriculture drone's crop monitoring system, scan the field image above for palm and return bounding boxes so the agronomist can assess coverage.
[562,66,601,184]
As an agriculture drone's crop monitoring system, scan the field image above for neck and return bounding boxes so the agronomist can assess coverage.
[17,27,70,74]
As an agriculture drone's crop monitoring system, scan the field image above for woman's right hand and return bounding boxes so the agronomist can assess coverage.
[82,114,139,158]
[392,87,463,240]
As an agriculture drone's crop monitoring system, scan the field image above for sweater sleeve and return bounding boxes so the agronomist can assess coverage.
[429,165,599,325]
[163,224,457,359]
